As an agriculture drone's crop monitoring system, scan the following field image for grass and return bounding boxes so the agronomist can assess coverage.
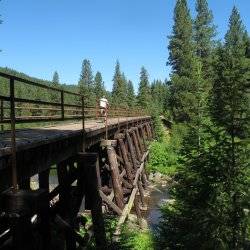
[117,225,154,250]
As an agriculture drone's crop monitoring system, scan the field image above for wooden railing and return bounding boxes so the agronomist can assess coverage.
[0,72,146,127]
[0,72,84,125]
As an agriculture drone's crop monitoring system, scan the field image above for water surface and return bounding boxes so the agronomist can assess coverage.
[146,185,169,231]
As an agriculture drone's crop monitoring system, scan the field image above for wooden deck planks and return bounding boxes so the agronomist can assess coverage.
[0,116,148,157]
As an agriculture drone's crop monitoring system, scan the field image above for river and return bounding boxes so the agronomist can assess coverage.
[145,185,170,231]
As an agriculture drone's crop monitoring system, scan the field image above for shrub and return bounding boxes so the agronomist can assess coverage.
[147,123,188,176]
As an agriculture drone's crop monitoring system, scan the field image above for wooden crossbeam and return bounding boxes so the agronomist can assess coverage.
[99,190,122,215]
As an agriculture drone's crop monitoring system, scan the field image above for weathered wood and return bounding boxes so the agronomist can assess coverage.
[19,177,30,189]
[95,156,102,189]
[149,122,155,138]
[54,215,89,248]
[135,127,144,154]
[139,125,147,150]
[0,117,152,192]
[108,190,115,200]
[141,150,149,163]
[126,132,137,170]
[78,152,107,248]
[114,133,125,140]
[49,167,78,201]
[131,130,142,161]
[39,169,50,190]
[38,169,51,249]
[146,123,152,139]
[114,186,138,235]
[116,154,124,164]
[118,138,133,182]
[0,189,49,250]
[122,177,133,189]
[141,169,148,187]
[99,190,122,215]
[120,169,126,178]
[107,145,124,209]
[100,139,117,147]
[134,194,143,227]
[0,116,152,249]
[57,161,76,250]
[133,167,143,188]
[138,180,145,207]
[114,151,150,236]
[101,186,112,194]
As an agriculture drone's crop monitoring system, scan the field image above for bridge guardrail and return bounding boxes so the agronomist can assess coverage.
[0,72,146,126]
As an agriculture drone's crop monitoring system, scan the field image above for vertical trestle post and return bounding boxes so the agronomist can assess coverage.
[77,153,107,249]
[106,145,124,209]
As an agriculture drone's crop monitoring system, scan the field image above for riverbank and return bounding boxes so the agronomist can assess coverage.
[107,172,173,250]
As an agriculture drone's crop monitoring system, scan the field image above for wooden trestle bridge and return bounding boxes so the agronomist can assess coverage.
[0,72,154,250]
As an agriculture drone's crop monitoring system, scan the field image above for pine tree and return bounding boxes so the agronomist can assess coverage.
[194,0,216,107]
[211,7,249,136]
[50,71,60,103]
[111,61,127,107]
[151,80,169,113]
[194,0,216,68]
[78,59,95,106]
[244,32,250,58]
[168,0,194,77]
[126,80,136,107]
[0,7,2,52]
[94,71,105,100]
[52,71,59,85]
[137,67,151,108]
[168,0,197,122]
[209,7,250,248]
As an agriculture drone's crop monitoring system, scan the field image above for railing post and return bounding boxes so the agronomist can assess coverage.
[10,77,18,190]
[96,99,98,119]
[61,90,64,120]
[105,106,108,140]
[81,96,86,152]
[0,99,3,131]
[126,107,129,130]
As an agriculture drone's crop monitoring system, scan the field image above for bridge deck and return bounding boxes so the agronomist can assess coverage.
[0,116,148,157]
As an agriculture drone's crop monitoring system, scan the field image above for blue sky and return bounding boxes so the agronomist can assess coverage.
[0,0,249,91]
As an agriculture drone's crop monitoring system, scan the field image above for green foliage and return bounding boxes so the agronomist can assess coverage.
[52,71,59,84]
[148,123,187,176]
[112,61,127,107]
[148,140,177,176]
[104,215,118,246]
[158,5,250,249]
[151,80,169,113]
[78,59,95,106]
[151,112,164,142]
[94,71,106,99]
[210,7,249,137]
[137,67,152,108]
[0,67,81,129]
[168,0,216,123]
[169,74,198,122]
[118,226,154,250]
[50,71,61,103]
[168,0,194,77]
[194,0,216,78]
[157,124,249,249]
[126,80,136,107]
